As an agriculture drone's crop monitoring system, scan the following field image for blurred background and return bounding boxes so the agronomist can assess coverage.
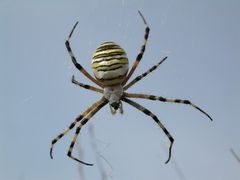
[1,0,240,180]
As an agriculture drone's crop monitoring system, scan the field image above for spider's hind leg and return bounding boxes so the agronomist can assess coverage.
[65,22,103,88]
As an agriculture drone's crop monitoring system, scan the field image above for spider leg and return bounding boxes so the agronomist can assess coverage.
[122,97,174,164]
[65,22,103,88]
[67,97,108,166]
[123,10,150,85]
[119,101,124,114]
[230,148,240,164]
[50,97,106,159]
[124,57,167,90]
[125,93,213,121]
[72,75,103,94]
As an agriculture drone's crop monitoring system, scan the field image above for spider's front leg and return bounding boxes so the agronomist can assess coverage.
[50,97,106,160]
[125,93,213,121]
[122,97,174,164]
[67,97,108,166]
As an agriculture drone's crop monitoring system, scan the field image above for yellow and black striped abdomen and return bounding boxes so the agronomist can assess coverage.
[92,42,129,86]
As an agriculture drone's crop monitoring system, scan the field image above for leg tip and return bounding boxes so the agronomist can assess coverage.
[50,149,53,159]
[208,115,213,121]
[165,159,170,164]
[165,139,174,164]
[85,162,94,166]
[137,10,147,25]
[71,75,75,82]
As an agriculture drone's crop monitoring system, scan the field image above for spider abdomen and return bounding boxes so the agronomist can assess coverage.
[92,42,129,86]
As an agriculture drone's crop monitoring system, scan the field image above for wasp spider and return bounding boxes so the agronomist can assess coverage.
[50,11,212,166]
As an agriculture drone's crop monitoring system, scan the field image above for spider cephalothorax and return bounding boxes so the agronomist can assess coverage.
[103,84,124,114]
[50,11,212,166]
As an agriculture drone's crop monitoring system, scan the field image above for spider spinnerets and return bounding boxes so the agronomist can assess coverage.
[50,10,212,166]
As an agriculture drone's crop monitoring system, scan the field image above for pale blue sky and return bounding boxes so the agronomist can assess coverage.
[1,0,240,180]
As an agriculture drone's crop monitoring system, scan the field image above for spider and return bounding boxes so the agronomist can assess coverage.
[50,11,212,166]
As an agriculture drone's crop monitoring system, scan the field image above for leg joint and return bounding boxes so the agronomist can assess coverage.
[52,139,57,145]
[183,100,191,104]
[169,136,174,143]
[67,151,71,157]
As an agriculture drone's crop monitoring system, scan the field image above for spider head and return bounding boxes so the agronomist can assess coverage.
[91,42,129,86]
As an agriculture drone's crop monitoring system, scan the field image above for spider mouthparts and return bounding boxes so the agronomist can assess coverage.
[111,102,120,110]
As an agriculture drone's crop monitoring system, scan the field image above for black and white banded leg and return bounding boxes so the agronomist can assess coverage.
[122,97,174,164]
[65,22,104,88]
[124,56,167,90]
[72,75,103,94]
[67,97,108,166]
[123,11,150,85]
[50,97,106,159]
[125,93,213,121]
